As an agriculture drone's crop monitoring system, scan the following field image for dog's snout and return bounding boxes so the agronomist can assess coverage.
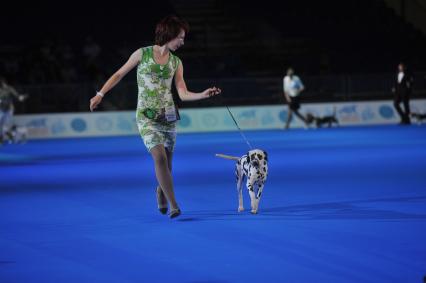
[252,161,259,167]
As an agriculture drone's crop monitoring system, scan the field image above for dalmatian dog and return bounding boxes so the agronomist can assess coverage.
[216,149,268,214]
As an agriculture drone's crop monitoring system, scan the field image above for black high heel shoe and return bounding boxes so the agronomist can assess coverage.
[156,187,168,215]
[169,208,181,219]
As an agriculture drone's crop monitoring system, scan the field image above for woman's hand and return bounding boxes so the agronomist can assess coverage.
[202,87,221,98]
[89,94,103,112]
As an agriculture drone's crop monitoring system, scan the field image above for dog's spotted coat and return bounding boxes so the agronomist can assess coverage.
[235,149,268,214]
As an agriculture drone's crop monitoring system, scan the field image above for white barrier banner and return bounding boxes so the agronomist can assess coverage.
[13,99,426,139]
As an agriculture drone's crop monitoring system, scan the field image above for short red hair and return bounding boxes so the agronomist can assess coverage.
[155,15,189,46]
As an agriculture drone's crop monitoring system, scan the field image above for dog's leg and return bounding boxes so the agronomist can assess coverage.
[247,178,258,214]
[253,182,265,214]
[237,177,244,212]
[249,191,257,214]
[236,164,244,212]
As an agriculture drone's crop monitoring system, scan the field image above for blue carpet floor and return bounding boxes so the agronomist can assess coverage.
[1,125,426,283]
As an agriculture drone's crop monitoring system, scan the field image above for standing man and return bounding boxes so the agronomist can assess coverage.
[392,63,413,125]
[283,67,307,129]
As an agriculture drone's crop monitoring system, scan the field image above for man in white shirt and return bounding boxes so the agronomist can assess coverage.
[283,67,307,129]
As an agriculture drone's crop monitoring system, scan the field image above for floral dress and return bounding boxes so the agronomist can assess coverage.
[136,46,181,152]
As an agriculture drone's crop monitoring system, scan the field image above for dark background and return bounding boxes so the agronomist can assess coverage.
[1,0,426,112]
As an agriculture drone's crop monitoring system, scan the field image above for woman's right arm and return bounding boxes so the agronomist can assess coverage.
[89,49,141,112]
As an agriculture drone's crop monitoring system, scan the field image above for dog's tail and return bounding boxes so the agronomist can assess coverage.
[215,153,240,161]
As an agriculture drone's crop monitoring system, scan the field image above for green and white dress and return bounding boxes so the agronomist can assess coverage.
[136,46,181,152]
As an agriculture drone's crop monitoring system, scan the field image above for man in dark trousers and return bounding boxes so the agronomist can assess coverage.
[392,63,413,125]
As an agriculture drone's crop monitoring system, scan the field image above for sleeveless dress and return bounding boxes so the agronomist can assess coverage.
[135,46,181,152]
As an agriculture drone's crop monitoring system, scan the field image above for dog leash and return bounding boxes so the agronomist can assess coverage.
[225,105,253,150]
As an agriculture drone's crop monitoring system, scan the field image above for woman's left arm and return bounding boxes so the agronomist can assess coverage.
[174,61,221,101]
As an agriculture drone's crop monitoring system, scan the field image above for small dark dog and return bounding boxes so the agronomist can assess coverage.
[216,149,268,214]
[410,112,426,124]
[306,107,339,128]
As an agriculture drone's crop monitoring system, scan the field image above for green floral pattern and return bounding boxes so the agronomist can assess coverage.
[135,46,180,151]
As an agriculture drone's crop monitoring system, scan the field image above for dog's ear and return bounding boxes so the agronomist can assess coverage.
[264,151,268,161]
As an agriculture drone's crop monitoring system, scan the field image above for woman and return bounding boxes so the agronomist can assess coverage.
[89,16,221,218]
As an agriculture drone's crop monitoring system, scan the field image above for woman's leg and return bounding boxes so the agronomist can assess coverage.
[150,144,178,210]
[156,147,173,210]
[285,109,293,129]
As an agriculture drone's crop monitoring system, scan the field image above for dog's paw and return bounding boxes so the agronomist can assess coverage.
[238,207,245,212]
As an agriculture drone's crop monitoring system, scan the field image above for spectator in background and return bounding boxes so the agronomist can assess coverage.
[283,67,307,129]
[0,76,27,143]
[58,43,78,83]
[39,41,61,83]
[83,36,102,82]
[392,63,413,125]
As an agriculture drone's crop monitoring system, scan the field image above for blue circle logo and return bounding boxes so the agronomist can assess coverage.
[179,114,191,128]
[117,116,132,131]
[279,110,288,122]
[379,105,394,119]
[96,117,113,131]
[71,118,87,132]
[202,114,218,127]
[223,114,234,126]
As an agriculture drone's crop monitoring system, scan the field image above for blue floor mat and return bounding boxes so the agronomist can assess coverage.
[1,125,426,283]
